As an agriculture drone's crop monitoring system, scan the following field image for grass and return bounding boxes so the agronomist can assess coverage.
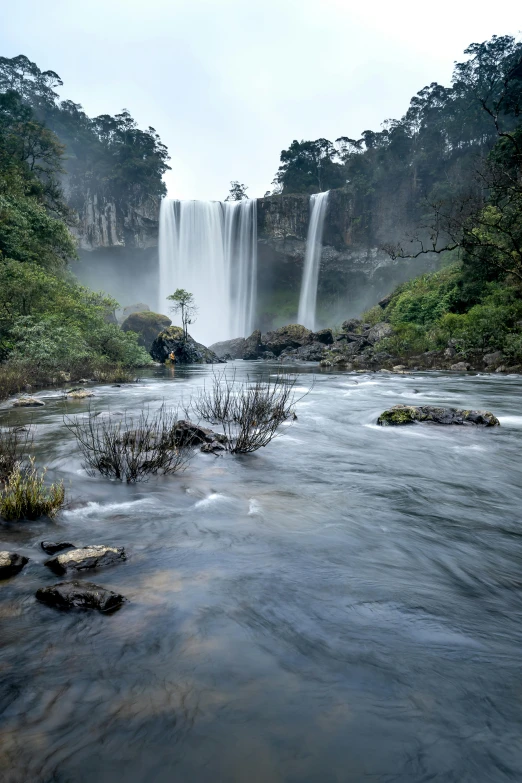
[0,458,65,520]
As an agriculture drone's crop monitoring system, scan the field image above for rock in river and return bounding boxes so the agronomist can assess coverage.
[41,541,76,555]
[36,581,126,612]
[12,397,45,407]
[0,551,29,579]
[45,545,126,575]
[377,404,500,427]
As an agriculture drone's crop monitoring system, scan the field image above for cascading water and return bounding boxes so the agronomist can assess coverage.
[158,198,257,345]
[297,191,330,331]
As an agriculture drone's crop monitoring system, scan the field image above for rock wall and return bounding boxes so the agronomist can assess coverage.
[67,186,434,328]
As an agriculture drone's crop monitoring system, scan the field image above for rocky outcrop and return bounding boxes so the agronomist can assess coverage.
[45,545,126,575]
[209,337,248,360]
[121,311,172,351]
[36,581,126,612]
[261,324,313,355]
[151,326,224,364]
[377,405,500,427]
[0,552,29,579]
[120,303,151,323]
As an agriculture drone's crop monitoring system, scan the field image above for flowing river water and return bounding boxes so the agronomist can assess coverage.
[1,363,521,783]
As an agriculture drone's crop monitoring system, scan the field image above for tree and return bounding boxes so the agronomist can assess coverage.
[167,289,197,339]
[273,138,345,194]
[225,181,248,201]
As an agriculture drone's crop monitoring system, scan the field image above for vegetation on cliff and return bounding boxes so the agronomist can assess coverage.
[0,59,153,399]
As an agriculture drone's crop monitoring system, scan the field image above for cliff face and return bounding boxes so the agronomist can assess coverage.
[68,187,434,328]
[256,189,435,328]
[66,184,161,311]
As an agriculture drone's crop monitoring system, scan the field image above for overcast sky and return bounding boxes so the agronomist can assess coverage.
[2,1,520,200]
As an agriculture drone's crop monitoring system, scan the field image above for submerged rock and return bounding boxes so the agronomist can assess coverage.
[121,311,172,351]
[36,580,126,612]
[174,420,227,448]
[67,389,94,399]
[377,404,500,427]
[0,551,29,579]
[41,541,76,555]
[150,326,224,364]
[45,545,126,575]
[12,397,45,407]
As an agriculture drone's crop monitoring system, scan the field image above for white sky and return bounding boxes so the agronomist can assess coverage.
[2,0,520,200]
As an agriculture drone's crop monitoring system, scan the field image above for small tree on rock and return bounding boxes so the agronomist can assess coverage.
[167,289,197,340]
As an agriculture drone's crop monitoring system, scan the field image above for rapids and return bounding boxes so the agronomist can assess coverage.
[1,364,522,782]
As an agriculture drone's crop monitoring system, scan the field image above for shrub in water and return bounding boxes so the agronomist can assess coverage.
[65,405,195,483]
[0,459,65,521]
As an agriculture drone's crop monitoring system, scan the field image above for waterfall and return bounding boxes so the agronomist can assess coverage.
[297,191,330,331]
[158,198,257,345]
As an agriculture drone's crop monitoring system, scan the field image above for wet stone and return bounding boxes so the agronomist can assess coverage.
[0,551,29,579]
[12,397,45,407]
[41,541,76,555]
[45,545,126,575]
[377,404,500,427]
[35,581,126,612]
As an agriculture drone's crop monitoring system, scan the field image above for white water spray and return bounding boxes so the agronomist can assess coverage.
[158,198,257,345]
[297,191,330,331]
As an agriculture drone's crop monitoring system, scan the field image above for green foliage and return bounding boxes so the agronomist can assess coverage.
[274,139,345,194]
[0,458,65,521]
[360,305,382,326]
[167,289,197,339]
[0,56,170,202]
[225,181,248,201]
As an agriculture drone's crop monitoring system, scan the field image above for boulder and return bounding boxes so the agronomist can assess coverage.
[483,351,504,368]
[36,581,126,612]
[174,420,226,447]
[261,324,313,356]
[12,397,44,407]
[0,551,29,579]
[41,541,75,555]
[243,329,263,360]
[280,343,328,361]
[208,337,247,360]
[67,389,94,399]
[341,319,362,333]
[119,303,150,324]
[378,294,393,309]
[450,361,471,371]
[150,326,224,364]
[377,404,500,427]
[310,329,334,345]
[366,322,393,344]
[121,311,172,351]
[45,545,126,575]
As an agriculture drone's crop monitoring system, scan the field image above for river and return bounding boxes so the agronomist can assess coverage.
[1,363,521,782]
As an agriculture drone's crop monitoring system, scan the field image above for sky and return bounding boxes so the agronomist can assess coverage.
[2,0,520,200]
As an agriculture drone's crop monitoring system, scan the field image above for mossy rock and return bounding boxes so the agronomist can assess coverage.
[150,327,224,365]
[121,311,172,351]
[261,324,313,356]
[378,404,499,427]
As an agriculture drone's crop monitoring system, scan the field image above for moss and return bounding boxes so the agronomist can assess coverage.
[377,405,417,426]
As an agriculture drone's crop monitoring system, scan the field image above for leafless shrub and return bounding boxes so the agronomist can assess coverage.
[0,424,34,481]
[192,370,309,453]
[64,405,196,483]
